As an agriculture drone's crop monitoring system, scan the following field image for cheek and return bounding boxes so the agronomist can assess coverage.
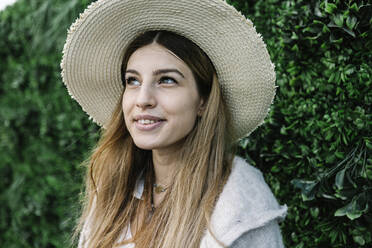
[163,94,200,125]
[122,94,133,124]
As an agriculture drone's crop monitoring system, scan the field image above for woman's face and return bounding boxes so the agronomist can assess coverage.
[122,43,203,151]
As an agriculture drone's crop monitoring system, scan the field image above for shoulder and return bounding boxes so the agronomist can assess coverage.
[223,156,282,210]
[200,156,287,247]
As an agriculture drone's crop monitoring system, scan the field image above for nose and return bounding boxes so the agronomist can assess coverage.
[135,83,156,109]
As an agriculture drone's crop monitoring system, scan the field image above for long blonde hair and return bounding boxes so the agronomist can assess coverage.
[74,31,235,248]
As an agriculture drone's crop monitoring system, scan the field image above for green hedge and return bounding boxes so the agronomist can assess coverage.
[0,0,371,247]
[0,1,98,247]
[229,0,371,247]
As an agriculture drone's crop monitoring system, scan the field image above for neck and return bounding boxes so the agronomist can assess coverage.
[151,144,182,186]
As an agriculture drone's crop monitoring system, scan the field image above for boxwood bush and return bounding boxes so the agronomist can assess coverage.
[0,0,371,247]
[0,1,98,247]
[229,0,371,247]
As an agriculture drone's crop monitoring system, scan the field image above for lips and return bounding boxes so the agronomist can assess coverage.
[137,119,162,124]
[133,114,166,131]
[134,114,165,122]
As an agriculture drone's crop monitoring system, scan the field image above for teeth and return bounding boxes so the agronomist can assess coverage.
[138,119,158,124]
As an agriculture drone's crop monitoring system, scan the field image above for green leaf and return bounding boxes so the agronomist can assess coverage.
[325,3,337,14]
[310,207,319,218]
[353,236,365,246]
[334,205,348,217]
[350,3,359,12]
[238,138,249,149]
[366,140,372,150]
[313,20,324,25]
[335,168,345,190]
[333,14,344,27]
[334,194,369,220]
[346,16,357,30]
[271,165,281,173]
[314,3,323,17]
[291,179,318,201]
[342,27,356,37]
[325,130,333,141]
[330,33,343,43]
[346,211,363,220]
[322,24,330,33]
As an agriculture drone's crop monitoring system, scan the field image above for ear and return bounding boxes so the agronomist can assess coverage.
[197,98,205,117]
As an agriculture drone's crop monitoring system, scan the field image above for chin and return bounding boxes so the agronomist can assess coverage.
[132,139,160,151]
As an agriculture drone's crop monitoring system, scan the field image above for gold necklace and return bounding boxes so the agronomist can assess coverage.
[153,183,168,194]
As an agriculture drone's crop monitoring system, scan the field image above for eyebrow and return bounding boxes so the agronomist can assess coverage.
[125,69,185,78]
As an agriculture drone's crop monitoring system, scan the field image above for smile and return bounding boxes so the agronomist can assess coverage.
[133,115,166,131]
[137,119,162,124]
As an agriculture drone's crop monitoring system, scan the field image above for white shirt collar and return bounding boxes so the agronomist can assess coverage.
[133,170,145,199]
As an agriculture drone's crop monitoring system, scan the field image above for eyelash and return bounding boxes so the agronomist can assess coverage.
[125,77,139,86]
[125,76,177,85]
[160,76,177,84]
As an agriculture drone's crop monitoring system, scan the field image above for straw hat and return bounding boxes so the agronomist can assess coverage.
[61,0,276,141]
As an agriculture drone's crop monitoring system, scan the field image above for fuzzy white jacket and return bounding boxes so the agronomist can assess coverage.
[199,156,287,248]
[79,156,287,247]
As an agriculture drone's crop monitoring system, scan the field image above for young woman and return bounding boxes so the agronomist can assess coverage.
[61,0,287,247]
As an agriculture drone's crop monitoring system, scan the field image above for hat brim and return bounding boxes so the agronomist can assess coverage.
[61,0,276,141]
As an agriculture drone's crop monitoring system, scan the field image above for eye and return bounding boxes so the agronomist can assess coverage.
[159,76,177,85]
[125,77,140,86]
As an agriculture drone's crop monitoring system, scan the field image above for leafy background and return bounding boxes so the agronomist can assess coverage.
[0,0,371,247]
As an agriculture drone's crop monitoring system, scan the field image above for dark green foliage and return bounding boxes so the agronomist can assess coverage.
[0,0,98,247]
[0,0,371,247]
[230,0,372,247]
